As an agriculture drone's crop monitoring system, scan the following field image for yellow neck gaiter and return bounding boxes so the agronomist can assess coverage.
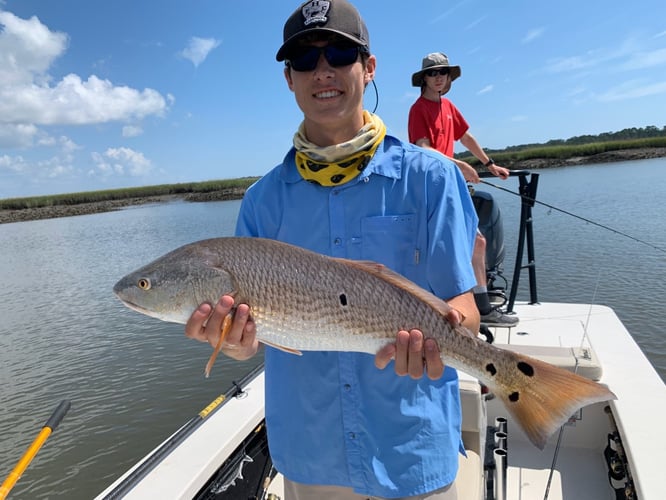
[294,111,387,186]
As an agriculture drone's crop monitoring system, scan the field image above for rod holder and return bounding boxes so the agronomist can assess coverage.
[495,416,508,434]
[493,448,507,500]
[494,431,507,451]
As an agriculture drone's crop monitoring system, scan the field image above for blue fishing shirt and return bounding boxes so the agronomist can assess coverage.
[234,135,478,498]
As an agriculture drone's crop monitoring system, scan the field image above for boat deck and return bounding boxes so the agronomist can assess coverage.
[97,302,666,500]
[476,301,666,500]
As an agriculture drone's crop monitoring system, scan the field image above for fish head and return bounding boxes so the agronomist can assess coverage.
[113,243,237,324]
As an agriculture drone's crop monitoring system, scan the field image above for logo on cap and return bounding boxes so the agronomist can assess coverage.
[302,0,330,26]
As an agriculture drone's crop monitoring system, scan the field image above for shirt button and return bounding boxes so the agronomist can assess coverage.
[343,384,351,391]
[348,432,356,439]
[334,238,342,246]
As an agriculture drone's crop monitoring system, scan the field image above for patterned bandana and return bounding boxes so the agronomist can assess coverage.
[294,111,387,186]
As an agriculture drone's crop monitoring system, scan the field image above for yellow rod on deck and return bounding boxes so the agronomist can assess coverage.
[0,400,71,499]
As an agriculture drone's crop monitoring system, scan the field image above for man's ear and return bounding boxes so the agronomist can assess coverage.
[284,66,294,91]
[364,55,377,85]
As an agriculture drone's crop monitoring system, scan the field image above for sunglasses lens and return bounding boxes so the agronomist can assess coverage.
[326,45,360,67]
[426,69,448,77]
[289,45,360,72]
[289,47,321,71]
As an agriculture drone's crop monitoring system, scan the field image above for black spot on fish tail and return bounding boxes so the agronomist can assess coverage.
[485,363,497,376]
[509,392,520,402]
[517,361,535,377]
[339,294,348,306]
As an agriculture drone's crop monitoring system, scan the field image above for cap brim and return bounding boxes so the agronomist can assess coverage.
[276,29,367,61]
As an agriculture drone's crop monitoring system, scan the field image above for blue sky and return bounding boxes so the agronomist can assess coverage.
[1,0,665,198]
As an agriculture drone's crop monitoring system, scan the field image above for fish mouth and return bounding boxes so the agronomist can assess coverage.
[114,293,187,325]
[114,294,162,320]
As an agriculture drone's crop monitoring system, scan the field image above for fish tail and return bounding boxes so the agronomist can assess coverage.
[489,354,616,449]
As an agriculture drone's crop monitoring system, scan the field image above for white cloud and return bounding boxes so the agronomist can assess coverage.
[58,135,80,153]
[0,10,68,85]
[0,123,38,148]
[91,147,152,177]
[178,36,221,67]
[0,9,169,146]
[0,154,28,173]
[122,125,144,137]
[477,85,494,95]
[598,80,666,101]
[0,74,167,125]
[522,27,545,44]
[620,47,666,70]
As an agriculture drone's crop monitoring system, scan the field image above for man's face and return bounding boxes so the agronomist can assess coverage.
[424,70,452,95]
[284,37,376,141]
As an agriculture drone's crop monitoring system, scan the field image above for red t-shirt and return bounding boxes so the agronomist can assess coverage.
[408,96,469,157]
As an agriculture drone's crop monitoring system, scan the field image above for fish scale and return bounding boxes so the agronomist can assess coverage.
[114,236,616,449]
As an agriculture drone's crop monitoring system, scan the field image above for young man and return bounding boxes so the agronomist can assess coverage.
[408,52,519,327]
[186,2,479,498]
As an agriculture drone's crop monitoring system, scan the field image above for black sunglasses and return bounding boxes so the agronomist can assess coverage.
[287,44,364,72]
[425,68,449,77]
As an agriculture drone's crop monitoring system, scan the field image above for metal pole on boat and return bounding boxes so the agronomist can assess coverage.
[493,448,507,500]
[495,416,507,435]
[0,400,71,500]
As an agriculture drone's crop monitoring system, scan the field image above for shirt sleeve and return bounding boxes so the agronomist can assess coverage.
[408,100,430,145]
[425,158,478,299]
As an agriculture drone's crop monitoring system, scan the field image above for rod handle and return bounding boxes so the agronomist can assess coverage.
[45,400,71,431]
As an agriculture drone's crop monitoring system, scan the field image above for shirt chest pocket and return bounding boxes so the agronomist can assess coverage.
[360,214,418,275]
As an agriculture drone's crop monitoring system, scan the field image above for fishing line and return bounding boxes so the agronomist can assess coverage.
[543,271,601,500]
[480,179,666,254]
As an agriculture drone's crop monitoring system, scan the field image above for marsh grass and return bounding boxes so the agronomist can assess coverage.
[0,177,259,210]
[457,137,666,166]
[3,136,666,210]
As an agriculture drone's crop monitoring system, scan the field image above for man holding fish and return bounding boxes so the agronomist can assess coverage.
[186,1,480,498]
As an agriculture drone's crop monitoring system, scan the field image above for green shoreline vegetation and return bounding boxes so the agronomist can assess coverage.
[2,127,665,221]
[457,135,666,167]
[0,177,260,211]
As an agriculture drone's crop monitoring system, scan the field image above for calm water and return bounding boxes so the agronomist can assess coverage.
[1,159,665,499]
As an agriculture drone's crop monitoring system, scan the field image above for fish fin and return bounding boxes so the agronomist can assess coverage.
[261,340,303,356]
[334,258,455,319]
[489,350,617,449]
[204,314,232,378]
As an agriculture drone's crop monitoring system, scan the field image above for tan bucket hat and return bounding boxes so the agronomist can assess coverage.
[411,52,461,86]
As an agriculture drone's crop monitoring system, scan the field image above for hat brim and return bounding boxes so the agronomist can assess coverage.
[411,65,461,86]
[276,29,367,61]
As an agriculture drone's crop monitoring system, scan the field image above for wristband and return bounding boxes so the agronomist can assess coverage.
[484,158,495,167]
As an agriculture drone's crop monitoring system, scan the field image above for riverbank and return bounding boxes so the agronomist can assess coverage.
[2,148,665,225]
[0,187,248,225]
[501,146,666,170]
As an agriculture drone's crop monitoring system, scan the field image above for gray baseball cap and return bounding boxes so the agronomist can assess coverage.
[411,52,462,86]
[276,0,370,61]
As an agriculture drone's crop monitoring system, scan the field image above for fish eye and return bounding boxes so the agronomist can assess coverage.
[137,278,151,290]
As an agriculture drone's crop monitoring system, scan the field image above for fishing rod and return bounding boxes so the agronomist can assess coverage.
[100,362,265,499]
[479,178,666,254]
[0,400,71,499]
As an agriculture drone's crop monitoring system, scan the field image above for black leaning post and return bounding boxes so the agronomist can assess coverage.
[507,172,539,312]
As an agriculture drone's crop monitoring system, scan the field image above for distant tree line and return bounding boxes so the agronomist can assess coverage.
[478,125,666,155]
[454,125,666,167]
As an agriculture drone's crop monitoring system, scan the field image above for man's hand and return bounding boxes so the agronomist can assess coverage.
[374,309,463,380]
[487,163,510,179]
[185,295,259,361]
[453,158,480,183]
